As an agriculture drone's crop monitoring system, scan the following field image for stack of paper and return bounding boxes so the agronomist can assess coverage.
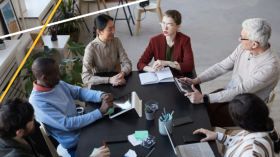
[128,130,149,146]
[128,134,142,146]
[125,149,137,157]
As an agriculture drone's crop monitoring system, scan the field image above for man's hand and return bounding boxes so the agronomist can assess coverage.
[100,93,113,102]
[152,60,168,71]
[193,128,217,142]
[185,85,203,104]
[90,146,111,157]
[99,95,113,115]
[109,75,126,86]
[179,77,201,85]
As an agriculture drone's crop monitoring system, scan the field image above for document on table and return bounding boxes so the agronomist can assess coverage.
[128,134,142,146]
[125,149,137,157]
[139,67,174,85]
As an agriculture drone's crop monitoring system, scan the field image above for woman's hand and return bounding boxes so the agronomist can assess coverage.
[193,128,217,142]
[179,77,200,85]
[152,60,169,71]
[109,75,126,86]
[90,146,110,157]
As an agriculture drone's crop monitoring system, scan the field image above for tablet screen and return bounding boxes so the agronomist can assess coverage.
[174,78,194,93]
[110,93,132,117]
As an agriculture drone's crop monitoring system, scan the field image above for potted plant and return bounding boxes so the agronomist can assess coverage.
[145,106,155,120]
[52,0,85,43]
[0,39,6,50]
[14,38,86,99]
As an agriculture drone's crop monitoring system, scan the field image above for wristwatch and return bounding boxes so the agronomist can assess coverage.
[203,94,209,103]
[173,61,179,69]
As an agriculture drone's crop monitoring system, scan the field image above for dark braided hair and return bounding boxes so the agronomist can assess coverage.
[229,93,280,153]
[93,14,114,39]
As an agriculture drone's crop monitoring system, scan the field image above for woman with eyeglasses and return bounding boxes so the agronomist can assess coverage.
[82,14,132,86]
[137,10,194,75]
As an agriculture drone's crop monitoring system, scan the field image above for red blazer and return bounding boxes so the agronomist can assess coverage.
[137,32,194,74]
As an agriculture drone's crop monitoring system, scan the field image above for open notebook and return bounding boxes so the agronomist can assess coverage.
[139,67,174,85]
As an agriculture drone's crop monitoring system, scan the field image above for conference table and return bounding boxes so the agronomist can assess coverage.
[76,71,219,157]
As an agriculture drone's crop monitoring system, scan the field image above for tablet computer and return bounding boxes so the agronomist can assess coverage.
[174,78,194,94]
[109,92,142,119]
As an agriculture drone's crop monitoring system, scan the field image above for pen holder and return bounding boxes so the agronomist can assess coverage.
[158,118,172,135]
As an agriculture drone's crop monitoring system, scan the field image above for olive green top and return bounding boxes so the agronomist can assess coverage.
[165,42,174,61]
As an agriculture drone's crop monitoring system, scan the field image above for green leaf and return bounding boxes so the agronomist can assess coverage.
[32,52,48,59]
[72,63,82,74]
[61,74,73,84]
[62,57,79,63]
[70,70,83,84]
[19,74,31,79]
[25,81,33,95]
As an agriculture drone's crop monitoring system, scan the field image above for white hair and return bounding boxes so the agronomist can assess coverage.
[242,18,271,47]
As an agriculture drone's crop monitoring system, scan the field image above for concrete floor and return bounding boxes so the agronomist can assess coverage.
[78,0,280,153]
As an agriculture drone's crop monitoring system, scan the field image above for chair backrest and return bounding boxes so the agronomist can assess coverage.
[267,89,276,112]
[114,60,121,72]
[39,122,60,157]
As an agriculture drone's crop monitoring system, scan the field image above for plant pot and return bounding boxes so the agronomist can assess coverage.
[145,110,155,120]
[0,43,6,50]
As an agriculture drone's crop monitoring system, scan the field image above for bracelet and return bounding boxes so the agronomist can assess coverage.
[216,132,218,140]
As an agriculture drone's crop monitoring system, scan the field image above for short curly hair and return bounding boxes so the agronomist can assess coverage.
[163,10,182,25]
[0,98,34,140]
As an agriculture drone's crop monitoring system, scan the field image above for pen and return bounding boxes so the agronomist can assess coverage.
[166,114,170,122]
[146,148,155,157]
[103,140,106,148]
[163,108,166,117]
[170,111,174,117]
[161,113,165,120]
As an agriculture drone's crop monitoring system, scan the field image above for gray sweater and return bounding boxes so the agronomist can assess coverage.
[198,44,280,103]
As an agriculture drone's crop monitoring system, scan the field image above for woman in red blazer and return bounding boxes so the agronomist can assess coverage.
[137,10,194,74]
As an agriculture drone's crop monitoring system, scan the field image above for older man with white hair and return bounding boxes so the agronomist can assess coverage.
[181,18,280,127]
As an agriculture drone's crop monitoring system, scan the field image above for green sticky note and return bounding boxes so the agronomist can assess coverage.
[134,130,148,141]
[92,148,98,154]
[103,108,114,116]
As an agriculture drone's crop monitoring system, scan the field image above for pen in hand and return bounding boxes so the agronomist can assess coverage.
[103,140,107,148]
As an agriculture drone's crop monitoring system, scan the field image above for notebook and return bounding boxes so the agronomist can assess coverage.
[139,67,174,85]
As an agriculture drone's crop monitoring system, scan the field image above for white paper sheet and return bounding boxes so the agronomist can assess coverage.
[155,67,174,82]
[125,149,137,157]
[139,72,158,85]
[128,134,143,146]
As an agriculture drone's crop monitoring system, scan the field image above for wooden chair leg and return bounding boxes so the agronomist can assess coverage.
[102,0,109,15]
[79,0,82,14]
[136,10,141,36]
[222,129,234,155]
[157,7,163,22]
[97,0,101,14]
[87,2,89,13]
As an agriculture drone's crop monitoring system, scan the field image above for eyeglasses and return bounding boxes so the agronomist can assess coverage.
[240,35,249,41]
[159,23,173,28]
[240,35,259,43]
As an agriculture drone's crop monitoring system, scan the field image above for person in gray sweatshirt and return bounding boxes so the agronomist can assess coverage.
[180,18,280,127]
